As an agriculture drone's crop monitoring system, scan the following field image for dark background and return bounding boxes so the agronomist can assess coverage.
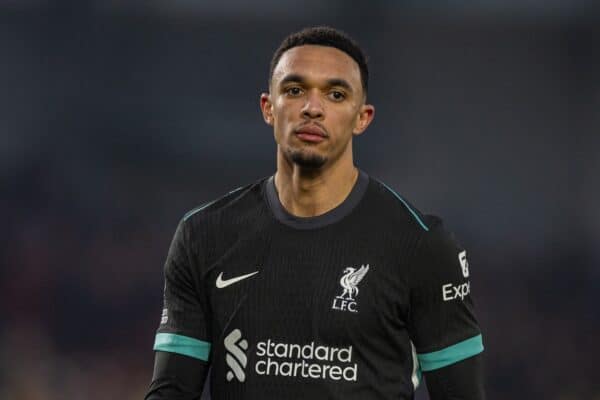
[1,1,598,399]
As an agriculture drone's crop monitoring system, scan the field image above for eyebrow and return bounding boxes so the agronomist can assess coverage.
[279,74,354,93]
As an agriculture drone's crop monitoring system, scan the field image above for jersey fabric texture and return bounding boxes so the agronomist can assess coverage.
[153,170,483,400]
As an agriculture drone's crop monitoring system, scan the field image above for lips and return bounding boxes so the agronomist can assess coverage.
[295,124,327,143]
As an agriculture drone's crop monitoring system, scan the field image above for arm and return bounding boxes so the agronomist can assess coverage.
[145,218,213,399]
[408,217,486,399]
[145,351,209,400]
[424,353,485,400]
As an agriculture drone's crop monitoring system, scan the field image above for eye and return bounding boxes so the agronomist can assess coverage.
[285,87,303,97]
[328,91,346,101]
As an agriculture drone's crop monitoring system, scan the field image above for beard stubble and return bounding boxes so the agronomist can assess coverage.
[284,146,328,169]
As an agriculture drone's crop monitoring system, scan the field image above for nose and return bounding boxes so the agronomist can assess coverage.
[301,90,324,119]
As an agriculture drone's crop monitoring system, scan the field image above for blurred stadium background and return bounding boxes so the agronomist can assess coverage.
[1,1,598,399]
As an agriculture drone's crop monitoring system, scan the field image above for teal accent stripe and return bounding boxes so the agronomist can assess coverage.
[418,334,483,371]
[378,181,429,231]
[153,333,211,361]
[183,186,245,221]
[183,201,215,221]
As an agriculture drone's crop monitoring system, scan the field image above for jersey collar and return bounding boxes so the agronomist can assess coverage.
[264,169,369,230]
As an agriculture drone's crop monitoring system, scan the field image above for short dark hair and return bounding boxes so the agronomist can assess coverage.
[269,26,369,95]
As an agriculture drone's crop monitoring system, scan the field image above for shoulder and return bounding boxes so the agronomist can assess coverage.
[366,176,434,234]
[412,216,468,284]
[180,177,268,226]
[170,177,269,260]
[366,175,465,265]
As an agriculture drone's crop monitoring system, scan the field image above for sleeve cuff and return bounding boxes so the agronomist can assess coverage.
[417,334,483,371]
[153,333,211,361]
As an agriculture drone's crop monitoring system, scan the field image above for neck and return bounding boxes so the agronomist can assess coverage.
[274,149,358,218]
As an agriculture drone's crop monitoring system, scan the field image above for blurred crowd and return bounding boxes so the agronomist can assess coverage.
[2,157,598,400]
[2,2,598,399]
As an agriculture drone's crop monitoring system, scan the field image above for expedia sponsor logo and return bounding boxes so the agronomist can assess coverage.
[224,329,358,383]
[442,281,471,301]
[442,250,471,302]
[458,250,469,278]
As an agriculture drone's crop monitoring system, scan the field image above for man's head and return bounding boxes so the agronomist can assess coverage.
[261,27,375,170]
[269,26,369,97]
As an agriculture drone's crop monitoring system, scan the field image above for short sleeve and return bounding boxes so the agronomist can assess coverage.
[408,218,483,372]
[153,219,212,362]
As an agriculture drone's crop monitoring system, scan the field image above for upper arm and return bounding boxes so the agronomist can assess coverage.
[154,218,212,361]
[407,219,484,383]
[146,218,213,399]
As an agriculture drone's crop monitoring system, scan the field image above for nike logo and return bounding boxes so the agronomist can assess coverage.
[216,270,259,289]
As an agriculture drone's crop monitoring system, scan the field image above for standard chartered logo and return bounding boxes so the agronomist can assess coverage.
[255,339,357,381]
[224,329,358,383]
[224,329,248,382]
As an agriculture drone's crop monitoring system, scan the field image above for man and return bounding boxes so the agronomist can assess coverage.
[145,26,485,400]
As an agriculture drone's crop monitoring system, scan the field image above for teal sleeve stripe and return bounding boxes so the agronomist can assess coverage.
[378,181,429,231]
[418,334,483,371]
[153,333,211,361]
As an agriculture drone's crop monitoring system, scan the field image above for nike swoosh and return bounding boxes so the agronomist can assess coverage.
[216,271,259,289]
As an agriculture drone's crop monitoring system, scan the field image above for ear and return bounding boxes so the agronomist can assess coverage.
[352,104,375,135]
[260,93,274,126]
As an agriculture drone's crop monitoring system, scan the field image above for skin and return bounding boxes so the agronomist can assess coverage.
[260,45,375,217]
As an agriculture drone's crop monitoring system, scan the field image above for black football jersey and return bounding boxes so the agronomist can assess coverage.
[153,170,483,399]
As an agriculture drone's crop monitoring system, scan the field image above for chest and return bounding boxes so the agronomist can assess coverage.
[204,226,412,345]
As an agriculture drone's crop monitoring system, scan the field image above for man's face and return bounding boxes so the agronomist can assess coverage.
[261,45,374,169]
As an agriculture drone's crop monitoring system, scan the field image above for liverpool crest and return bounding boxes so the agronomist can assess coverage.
[332,264,369,313]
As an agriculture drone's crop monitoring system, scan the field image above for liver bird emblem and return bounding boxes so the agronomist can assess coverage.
[337,264,369,301]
